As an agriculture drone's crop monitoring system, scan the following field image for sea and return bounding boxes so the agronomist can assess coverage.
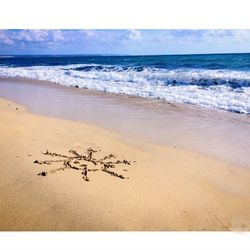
[0,53,250,114]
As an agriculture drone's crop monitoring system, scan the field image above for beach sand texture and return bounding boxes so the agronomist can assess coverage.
[1,97,250,231]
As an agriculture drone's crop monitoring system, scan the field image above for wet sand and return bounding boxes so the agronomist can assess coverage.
[0,77,250,167]
[1,78,250,230]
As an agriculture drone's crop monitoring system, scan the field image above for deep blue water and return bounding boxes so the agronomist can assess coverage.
[1,53,250,70]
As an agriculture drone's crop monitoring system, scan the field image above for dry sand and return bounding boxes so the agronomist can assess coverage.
[1,97,250,231]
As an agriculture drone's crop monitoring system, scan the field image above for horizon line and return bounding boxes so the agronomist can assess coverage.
[1,52,250,57]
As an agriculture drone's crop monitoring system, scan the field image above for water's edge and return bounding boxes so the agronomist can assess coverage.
[0,77,250,168]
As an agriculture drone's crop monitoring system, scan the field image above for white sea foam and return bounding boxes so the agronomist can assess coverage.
[0,64,250,114]
[0,56,16,58]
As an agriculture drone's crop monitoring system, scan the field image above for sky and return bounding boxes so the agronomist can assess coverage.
[0,29,250,55]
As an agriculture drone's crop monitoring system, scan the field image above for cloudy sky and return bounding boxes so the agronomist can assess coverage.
[0,29,250,55]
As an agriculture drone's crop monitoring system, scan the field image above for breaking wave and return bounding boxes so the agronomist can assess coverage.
[0,64,250,114]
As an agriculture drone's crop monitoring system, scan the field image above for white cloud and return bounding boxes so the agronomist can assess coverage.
[126,29,141,40]
[0,30,14,45]
[17,30,49,42]
[200,29,250,43]
[149,29,250,44]
[1,29,250,54]
[50,30,65,42]
[82,30,96,38]
[0,30,67,45]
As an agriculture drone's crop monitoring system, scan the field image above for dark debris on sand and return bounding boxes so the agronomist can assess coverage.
[34,148,134,182]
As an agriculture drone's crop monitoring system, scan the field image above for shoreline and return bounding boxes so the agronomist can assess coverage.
[0,77,250,168]
[1,97,250,230]
[1,76,249,116]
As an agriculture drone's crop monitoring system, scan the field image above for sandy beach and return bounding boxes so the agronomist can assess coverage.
[1,86,250,230]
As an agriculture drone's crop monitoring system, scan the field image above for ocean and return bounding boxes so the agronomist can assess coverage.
[0,53,250,114]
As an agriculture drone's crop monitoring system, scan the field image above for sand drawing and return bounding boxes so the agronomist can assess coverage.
[34,148,133,181]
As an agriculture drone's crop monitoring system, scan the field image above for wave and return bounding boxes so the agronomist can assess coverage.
[0,56,16,58]
[0,64,250,114]
[67,65,250,88]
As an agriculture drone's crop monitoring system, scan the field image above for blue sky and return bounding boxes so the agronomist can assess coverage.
[0,29,250,55]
